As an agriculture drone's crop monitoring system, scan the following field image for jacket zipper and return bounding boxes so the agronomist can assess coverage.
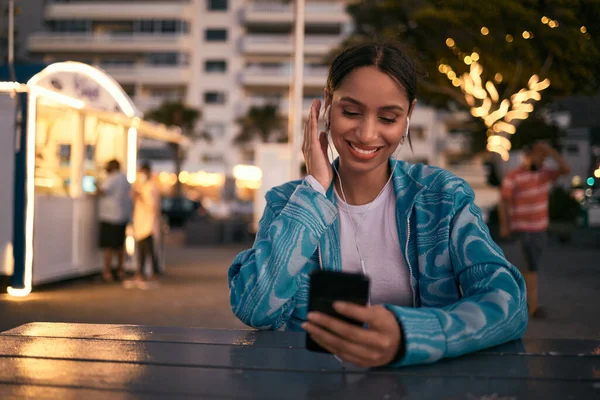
[405,215,416,307]
[317,245,323,270]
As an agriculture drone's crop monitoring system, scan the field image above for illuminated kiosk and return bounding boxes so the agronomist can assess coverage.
[0,62,188,297]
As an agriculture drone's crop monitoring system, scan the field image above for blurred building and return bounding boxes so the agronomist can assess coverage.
[25,1,454,168]
[1,0,46,63]
[21,0,506,216]
[25,1,341,170]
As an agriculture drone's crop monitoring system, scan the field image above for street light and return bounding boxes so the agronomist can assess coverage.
[289,0,306,181]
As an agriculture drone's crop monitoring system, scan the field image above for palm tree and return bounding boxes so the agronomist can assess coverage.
[234,104,286,144]
[146,101,204,195]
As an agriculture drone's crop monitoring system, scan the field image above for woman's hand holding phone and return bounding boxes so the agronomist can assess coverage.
[302,302,403,368]
[302,99,332,190]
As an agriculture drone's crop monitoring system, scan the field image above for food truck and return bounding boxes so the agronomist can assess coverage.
[0,62,188,296]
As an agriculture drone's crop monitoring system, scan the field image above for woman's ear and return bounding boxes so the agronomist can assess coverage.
[323,88,332,109]
[322,88,333,129]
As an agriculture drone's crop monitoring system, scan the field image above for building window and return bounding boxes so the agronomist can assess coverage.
[139,20,154,33]
[202,154,225,163]
[207,0,228,11]
[204,91,227,105]
[240,148,255,163]
[161,20,178,33]
[205,60,227,73]
[205,123,226,138]
[566,144,579,155]
[50,19,90,33]
[410,126,426,140]
[100,58,136,67]
[147,87,186,101]
[205,29,228,42]
[135,20,189,34]
[145,52,188,66]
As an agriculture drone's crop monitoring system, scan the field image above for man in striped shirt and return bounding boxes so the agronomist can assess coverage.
[499,142,570,318]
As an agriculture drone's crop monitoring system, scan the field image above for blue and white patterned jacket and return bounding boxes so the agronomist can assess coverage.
[229,159,528,367]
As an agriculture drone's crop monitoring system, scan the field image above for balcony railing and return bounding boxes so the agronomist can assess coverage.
[100,64,191,85]
[28,32,191,52]
[249,1,344,14]
[242,34,342,55]
[244,65,329,77]
[244,1,349,24]
[46,1,191,20]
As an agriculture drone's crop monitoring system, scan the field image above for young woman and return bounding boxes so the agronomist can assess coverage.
[228,42,528,368]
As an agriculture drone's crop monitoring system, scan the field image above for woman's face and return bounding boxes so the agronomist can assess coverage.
[326,66,414,175]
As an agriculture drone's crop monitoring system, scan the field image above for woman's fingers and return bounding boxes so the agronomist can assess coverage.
[319,131,329,161]
[311,99,322,147]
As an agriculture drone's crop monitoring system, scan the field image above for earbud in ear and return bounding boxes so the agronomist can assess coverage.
[324,105,331,131]
[404,116,411,137]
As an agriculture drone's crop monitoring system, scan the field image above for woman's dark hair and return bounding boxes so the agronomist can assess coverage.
[326,42,417,148]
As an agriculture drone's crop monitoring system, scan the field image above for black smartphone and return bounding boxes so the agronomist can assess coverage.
[305,270,370,353]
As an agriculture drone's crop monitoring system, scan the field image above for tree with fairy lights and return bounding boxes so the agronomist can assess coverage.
[341,0,600,159]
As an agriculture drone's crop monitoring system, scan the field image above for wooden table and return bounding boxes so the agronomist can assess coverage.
[0,322,598,399]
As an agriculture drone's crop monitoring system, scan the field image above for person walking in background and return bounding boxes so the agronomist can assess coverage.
[98,159,132,282]
[499,142,570,318]
[131,162,162,281]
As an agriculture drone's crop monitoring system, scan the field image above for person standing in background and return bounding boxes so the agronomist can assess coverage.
[98,159,132,282]
[499,142,570,318]
[131,162,162,281]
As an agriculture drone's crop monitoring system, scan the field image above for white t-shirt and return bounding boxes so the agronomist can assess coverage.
[306,176,413,307]
[99,172,132,224]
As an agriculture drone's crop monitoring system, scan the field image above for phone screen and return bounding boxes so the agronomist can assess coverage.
[305,270,370,353]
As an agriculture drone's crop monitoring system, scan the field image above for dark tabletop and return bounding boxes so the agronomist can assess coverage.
[0,322,598,399]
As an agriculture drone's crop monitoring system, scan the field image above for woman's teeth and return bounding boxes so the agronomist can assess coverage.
[350,143,378,154]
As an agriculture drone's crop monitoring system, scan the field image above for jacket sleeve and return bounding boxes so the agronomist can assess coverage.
[386,182,528,367]
[228,181,337,330]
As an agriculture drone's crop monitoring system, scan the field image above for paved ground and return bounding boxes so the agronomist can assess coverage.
[0,231,598,340]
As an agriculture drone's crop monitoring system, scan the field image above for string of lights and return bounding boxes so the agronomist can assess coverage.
[438,14,592,160]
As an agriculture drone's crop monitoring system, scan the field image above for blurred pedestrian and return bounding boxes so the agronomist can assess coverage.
[499,142,570,318]
[131,162,162,281]
[98,159,132,282]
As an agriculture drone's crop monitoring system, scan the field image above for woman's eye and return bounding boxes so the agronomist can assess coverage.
[342,110,361,117]
[379,117,397,124]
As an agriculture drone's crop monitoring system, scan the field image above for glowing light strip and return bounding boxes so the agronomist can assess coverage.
[484,99,510,127]
[505,110,529,122]
[27,62,139,118]
[485,81,499,102]
[493,121,517,134]
[31,86,85,109]
[512,103,535,113]
[531,78,550,91]
[488,135,512,151]
[7,92,37,297]
[486,143,510,161]
[127,127,138,183]
[0,82,28,92]
[471,97,492,118]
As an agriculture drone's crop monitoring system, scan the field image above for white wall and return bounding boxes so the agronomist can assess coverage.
[0,95,16,276]
[186,0,246,170]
